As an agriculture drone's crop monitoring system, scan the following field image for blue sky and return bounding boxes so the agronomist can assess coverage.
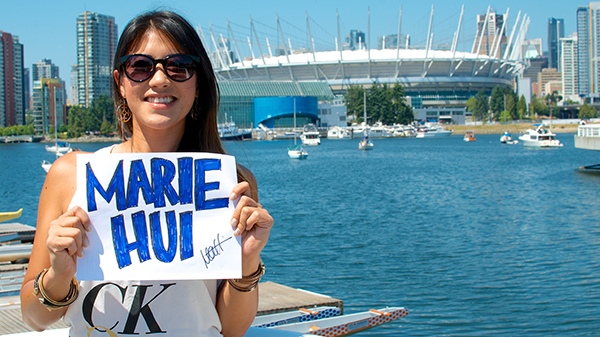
[0,0,580,95]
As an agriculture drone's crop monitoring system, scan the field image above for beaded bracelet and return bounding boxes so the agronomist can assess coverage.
[33,269,79,311]
[227,262,265,292]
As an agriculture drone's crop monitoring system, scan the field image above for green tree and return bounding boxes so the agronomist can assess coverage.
[466,97,477,114]
[490,86,517,120]
[344,84,365,123]
[529,95,548,117]
[391,82,413,125]
[579,103,598,119]
[517,95,527,120]
[473,90,489,121]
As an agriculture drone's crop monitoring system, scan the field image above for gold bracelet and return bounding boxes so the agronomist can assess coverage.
[32,269,79,310]
[227,262,265,292]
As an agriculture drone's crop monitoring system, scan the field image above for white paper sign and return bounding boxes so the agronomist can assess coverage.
[73,152,241,281]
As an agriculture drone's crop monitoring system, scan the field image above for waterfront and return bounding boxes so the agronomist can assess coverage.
[1,133,600,336]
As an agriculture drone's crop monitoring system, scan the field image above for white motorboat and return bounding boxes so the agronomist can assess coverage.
[415,123,452,138]
[368,122,394,138]
[463,131,476,142]
[301,123,320,146]
[327,126,350,139]
[518,124,563,148]
[500,131,518,144]
[218,121,251,141]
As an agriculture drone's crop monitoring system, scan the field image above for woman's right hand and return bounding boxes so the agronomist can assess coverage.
[46,206,91,279]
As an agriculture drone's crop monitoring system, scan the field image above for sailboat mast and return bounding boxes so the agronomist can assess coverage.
[363,91,368,137]
[294,98,297,145]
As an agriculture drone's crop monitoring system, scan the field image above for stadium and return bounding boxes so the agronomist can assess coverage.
[206,6,530,128]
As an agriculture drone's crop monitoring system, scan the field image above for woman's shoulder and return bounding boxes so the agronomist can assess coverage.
[44,151,91,193]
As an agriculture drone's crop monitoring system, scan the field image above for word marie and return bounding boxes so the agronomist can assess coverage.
[86,157,230,269]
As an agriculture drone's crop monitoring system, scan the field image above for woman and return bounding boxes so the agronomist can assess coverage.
[20,11,273,337]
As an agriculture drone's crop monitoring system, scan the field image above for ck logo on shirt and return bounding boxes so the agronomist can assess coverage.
[82,282,175,335]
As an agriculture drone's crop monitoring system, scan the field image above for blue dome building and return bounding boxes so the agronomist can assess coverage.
[253,96,318,129]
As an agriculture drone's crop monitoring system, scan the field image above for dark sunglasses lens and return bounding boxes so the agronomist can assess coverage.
[125,55,154,81]
[166,55,196,81]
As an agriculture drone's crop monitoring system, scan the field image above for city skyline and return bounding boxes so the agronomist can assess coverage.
[0,0,581,102]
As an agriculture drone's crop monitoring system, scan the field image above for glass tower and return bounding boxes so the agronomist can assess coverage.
[547,18,564,70]
[76,12,118,107]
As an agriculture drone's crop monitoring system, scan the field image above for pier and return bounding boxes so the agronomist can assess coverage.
[0,223,343,335]
[574,124,600,151]
[0,136,43,143]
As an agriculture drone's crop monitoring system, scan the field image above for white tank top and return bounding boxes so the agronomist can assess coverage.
[63,145,223,336]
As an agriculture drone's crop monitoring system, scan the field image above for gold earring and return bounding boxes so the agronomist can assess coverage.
[116,102,131,123]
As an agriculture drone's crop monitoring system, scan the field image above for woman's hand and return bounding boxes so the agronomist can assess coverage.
[229,182,273,268]
[46,206,91,279]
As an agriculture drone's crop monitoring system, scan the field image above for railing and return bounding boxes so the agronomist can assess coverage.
[577,124,600,137]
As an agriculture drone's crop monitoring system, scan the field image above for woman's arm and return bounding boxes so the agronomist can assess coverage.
[20,152,91,331]
[217,166,273,336]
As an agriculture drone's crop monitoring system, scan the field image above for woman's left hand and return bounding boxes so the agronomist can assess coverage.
[229,182,273,262]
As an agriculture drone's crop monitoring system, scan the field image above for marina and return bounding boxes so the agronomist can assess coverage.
[1,133,600,335]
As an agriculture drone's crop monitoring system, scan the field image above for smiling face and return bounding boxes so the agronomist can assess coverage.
[114,30,197,141]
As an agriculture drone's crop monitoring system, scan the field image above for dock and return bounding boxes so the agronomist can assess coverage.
[0,224,343,335]
[0,280,343,335]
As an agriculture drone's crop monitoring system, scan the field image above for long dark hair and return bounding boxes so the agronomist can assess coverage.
[113,11,252,187]
[113,10,225,154]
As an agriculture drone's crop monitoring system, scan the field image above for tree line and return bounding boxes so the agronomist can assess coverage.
[344,83,414,125]
[466,86,599,122]
[0,95,117,138]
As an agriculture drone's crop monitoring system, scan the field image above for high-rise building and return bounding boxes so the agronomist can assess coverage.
[23,68,29,112]
[69,65,78,106]
[522,39,543,59]
[344,30,366,50]
[377,34,410,50]
[32,59,60,81]
[561,34,578,99]
[576,3,600,97]
[32,78,65,134]
[473,10,507,57]
[76,11,118,107]
[548,18,565,70]
[0,31,25,127]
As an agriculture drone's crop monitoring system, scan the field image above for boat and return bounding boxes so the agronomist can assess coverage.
[463,131,476,142]
[518,124,563,148]
[500,131,518,144]
[252,306,341,328]
[415,123,453,138]
[266,307,408,336]
[326,126,350,139]
[288,99,308,159]
[368,122,394,138]
[358,92,374,150]
[218,116,252,141]
[44,142,72,154]
[42,108,72,172]
[0,209,22,223]
[300,123,321,146]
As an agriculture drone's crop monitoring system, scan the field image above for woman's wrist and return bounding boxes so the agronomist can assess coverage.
[41,268,75,302]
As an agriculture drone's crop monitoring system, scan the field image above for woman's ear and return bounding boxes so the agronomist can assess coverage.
[114,69,126,98]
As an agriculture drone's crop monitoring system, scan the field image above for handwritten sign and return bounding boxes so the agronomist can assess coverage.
[72,152,241,281]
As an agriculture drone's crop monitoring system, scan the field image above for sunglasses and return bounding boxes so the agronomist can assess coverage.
[119,54,200,82]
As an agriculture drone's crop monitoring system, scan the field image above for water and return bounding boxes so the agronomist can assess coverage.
[2,134,600,336]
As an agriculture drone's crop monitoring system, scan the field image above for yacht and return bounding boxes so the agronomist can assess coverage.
[518,124,563,148]
[500,131,518,144]
[415,123,453,138]
[327,126,351,139]
[218,121,252,141]
[301,123,321,146]
[369,122,394,138]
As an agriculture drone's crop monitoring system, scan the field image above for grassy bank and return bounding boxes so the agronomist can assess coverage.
[448,123,579,135]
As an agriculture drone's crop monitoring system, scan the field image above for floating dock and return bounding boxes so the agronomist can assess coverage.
[0,223,343,335]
